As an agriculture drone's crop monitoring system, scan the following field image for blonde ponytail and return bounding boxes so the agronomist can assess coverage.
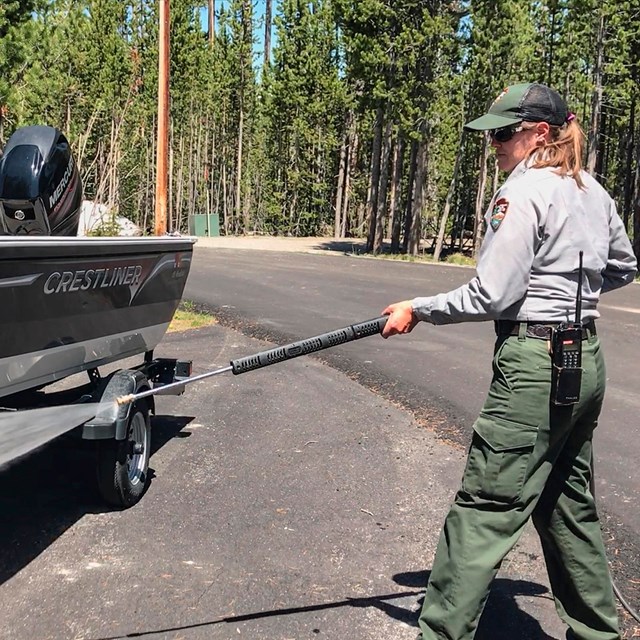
[529,120,586,188]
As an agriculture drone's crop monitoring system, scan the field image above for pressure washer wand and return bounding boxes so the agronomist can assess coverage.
[116,315,388,406]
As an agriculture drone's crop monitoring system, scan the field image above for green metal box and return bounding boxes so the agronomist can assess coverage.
[188,214,220,237]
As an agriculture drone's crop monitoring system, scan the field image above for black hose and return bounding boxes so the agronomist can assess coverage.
[612,581,640,624]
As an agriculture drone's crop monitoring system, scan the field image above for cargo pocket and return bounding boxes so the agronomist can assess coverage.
[462,414,539,503]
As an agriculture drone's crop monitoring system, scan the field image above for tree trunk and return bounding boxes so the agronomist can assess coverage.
[143,121,154,232]
[623,95,636,229]
[334,112,355,238]
[334,123,349,238]
[65,98,71,137]
[195,114,204,220]
[633,127,640,263]
[236,106,244,232]
[185,113,195,230]
[491,155,500,194]
[473,136,490,258]
[342,121,358,237]
[388,136,404,253]
[356,202,365,237]
[137,131,149,230]
[236,0,251,233]
[365,106,384,252]
[402,139,419,253]
[174,132,184,233]
[546,0,558,85]
[587,11,605,176]
[451,161,468,252]
[406,134,429,256]
[373,119,393,254]
[434,134,464,262]
[264,0,272,69]
[221,110,228,234]
[222,156,228,234]
[209,121,217,220]
[203,124,210,217]
[108,117,117,209]
[598,108,608,179]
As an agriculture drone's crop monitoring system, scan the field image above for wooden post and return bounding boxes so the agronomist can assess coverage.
[154,0,170,235]
[208,0,215,47]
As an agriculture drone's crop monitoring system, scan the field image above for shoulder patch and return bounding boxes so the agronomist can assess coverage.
[490,197,509,231]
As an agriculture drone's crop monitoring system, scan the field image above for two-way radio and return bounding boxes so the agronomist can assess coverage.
[550,251,584,405]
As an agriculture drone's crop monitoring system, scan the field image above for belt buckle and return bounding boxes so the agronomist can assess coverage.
[528,324,552,339]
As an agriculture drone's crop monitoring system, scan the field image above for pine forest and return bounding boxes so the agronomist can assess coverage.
[1,0,639,261]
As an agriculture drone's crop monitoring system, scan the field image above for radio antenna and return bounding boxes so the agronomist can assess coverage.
[575,251,584,324]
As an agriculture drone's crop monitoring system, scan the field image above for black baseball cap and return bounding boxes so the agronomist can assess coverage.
[464,83,570,130]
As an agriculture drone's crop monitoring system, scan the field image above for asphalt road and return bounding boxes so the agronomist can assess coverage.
[184,243,640,608]
[1,241,637,639]
[0,325,569,640]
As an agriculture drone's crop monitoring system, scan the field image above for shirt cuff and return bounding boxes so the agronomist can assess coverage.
[411,296,436,323]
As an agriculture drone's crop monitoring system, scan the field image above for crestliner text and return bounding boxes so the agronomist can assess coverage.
[44,265,143,294]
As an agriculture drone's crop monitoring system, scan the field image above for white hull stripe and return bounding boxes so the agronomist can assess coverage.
[0,274,42,288]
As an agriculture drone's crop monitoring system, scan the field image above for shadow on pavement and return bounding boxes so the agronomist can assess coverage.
[312,239,368,254]
[0,413,193,586]
[84,570,555,640]
[86,590,423,640]
[394,569,557,640]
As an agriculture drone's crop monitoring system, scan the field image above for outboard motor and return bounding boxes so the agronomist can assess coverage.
[0,125,82,235]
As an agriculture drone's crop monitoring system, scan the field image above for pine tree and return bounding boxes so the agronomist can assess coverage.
[262,0,346,235]
[0,0,40,140]
[0,0,635,255]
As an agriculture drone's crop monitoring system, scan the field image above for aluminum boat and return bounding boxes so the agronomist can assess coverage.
[0,126,195,399]
[0,236,194,398]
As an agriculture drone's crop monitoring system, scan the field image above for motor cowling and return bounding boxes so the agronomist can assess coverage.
[0,125,82,235]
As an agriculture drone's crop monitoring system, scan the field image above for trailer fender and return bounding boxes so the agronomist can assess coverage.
[82,369,154,440]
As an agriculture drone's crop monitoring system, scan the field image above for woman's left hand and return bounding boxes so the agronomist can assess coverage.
[381,300,418,338]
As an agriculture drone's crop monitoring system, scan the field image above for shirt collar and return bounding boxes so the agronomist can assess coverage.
[503,158,531,184]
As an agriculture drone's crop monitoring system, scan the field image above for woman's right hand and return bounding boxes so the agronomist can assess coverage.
[381,300,418,338]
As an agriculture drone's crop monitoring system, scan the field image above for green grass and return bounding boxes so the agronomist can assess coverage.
[168,301,216,332]
[373,252,432,263]
[443,252,476,267]
[366,250,476,267]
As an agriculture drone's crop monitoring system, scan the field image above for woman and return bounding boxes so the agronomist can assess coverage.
[382,83,637,640]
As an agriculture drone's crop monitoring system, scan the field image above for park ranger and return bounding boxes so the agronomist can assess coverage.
[382,82,637,640]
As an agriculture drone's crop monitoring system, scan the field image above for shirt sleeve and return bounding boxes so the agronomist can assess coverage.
[601,201,637,293]
[411,186,543,325]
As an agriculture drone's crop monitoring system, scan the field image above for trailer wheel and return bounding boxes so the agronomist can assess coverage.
[96,400,151,508]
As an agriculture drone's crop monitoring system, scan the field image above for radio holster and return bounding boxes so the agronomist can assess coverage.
[549,252,586,406]
[550,324,582,405]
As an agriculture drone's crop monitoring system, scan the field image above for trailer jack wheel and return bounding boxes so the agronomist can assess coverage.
[96,400,151,508]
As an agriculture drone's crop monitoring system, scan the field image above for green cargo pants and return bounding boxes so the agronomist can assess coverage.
[418,325,620,640]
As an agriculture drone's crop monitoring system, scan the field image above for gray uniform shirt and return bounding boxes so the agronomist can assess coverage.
[412,160,637,324]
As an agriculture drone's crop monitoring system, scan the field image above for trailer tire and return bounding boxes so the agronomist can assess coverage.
[96,400,151,508]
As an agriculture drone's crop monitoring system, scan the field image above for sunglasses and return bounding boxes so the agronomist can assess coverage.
[487,124,525,143]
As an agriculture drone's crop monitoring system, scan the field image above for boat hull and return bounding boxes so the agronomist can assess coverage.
[0,237,195,398]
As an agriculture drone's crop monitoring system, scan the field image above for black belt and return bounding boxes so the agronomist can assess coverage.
[495,319,596,340]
